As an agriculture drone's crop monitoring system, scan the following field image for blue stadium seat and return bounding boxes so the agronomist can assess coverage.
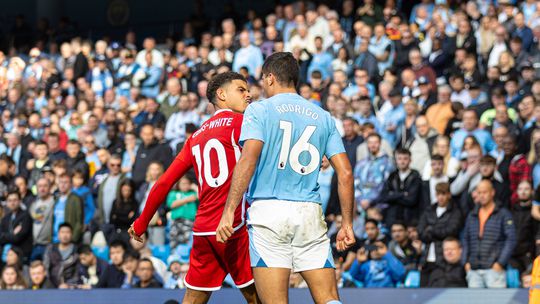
[342,271,363,288]
[404,270,421,288]
[92,246,109,261]
[1,244,12,263]
[149,244,170,263]
[506,265,520,288]
[172,243,191,263]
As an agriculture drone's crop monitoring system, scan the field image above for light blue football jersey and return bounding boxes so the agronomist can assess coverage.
[240,92,345,204]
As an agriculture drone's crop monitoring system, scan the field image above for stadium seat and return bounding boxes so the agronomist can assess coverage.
[404,270,421,288]
[92,246,109,261]
[1,244,11,263]
[150,244,171,263]
[342,271,363,288]
[506,265,520,288]
[172,243,191,263]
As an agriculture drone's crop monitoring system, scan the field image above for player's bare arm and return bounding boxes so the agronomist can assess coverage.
[329,152,356,252]
[216,139,263,243]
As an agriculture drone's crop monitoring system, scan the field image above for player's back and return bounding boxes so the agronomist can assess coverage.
[187,109,244,235]
[241,93,343,204]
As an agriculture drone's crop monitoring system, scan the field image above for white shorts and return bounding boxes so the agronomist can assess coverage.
[247,200,335,272]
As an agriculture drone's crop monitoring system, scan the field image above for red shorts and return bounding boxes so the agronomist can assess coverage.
[184,226,254,291]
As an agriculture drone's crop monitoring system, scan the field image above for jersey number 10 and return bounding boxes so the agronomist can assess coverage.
[278,120,320,176]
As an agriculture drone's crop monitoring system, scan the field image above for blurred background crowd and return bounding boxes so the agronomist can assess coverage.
[1,0,540,291]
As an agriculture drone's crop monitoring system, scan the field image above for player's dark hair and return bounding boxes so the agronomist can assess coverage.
[206,72,247,105]
[262,52,299,87]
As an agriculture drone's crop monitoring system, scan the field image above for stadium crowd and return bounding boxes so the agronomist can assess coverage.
[1,0,540,291]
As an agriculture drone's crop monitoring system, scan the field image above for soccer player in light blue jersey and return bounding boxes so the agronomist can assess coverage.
[217,52,356,304]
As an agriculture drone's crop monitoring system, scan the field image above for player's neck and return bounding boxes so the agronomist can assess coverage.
[270,86,297,96]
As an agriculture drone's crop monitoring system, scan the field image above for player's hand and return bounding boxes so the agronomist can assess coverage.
[128,224,143,243]
[336,225,356,252]
[216,214,234,243]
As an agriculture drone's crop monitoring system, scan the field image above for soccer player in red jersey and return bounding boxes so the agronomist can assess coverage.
[128,72,258,304]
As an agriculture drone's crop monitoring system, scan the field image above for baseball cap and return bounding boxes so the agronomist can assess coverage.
[417,76,429,85]
[111,42,121,50]
[95,54,107,62]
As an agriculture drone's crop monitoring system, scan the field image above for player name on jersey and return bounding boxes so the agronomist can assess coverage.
[275,103,319,120]
[192,117,234,138]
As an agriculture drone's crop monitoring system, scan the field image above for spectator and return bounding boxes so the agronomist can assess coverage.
[139,54,163,99]
[96,240,127,288]
[71,169,94,226]
[89,55,114,98]
[65,140,89,180]
[77,244,108,287]
[426,237,467,287]
[164,255,189,289]
[418,182,462,286]
[120,249,140,288]
[132,124,172,187]
[27,140,50,189]
[133,258,163,288]
[354,133,394,211]
[425,85,454,135]
[0,190,33,261]
[167,176,197,249]
[462,180,516,288]
[29,178,55,261]
[0,265,27,290]
[375,148,422,226]
[110,179,139,243]
[14,175,35,210]
[341,117,363,166]
[43,223,79,288]
[500,135,532,207]
[349,241,406,287]
[404,115,438,173]
[232,31,264,78]
[95,155,127,235]
[379,88,405,148]
[164,94,200,153]
[52,173,83,244]
[450,109,496,158]
[508,180,536,273]
[421,154,450,206]
[307,36,333,82]
[388,221,420,271]
[28,260,55,289]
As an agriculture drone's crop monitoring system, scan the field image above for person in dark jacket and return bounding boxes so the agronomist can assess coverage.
[509,180,536,273]
[65,140,90,180]
[110,179,139,243]
[427,237,467,287]
[43,223,79,287]
[96,240,127,288]
[77,245,108,287]
[133,258,163,288]
[374,148,422,227]
[388,221,420,271]
[418,182,462,286]
[132,124,172,187]
[0,190,33,262]
[462,180,516,288]
[29,260,55,289]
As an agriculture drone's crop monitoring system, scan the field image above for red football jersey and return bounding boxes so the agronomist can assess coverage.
[133,109,246,236]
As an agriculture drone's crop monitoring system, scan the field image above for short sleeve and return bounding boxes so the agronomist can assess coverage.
[325,116,346,159]
[239,103,266,146]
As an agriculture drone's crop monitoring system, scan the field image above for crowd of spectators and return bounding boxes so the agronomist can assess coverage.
[1,0,540,290]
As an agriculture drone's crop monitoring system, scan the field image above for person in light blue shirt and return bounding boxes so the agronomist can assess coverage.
[217,52,356,304]
[232,31,264,78]
[307,37,334,83]
[379,90,405,148]
[450,109,496,158]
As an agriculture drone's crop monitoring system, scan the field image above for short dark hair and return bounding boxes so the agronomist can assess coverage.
[366,133,381,141]
[6,190,21,200]
[395,148,411,157]
[59,222,73,231]
[77,245,94,255]
[123,249,140,261]
[431,154,444,162]
[443,236,461,247]
[261,52,299,87]
[365,218,379,227]
[206,71,246,104]
[480,155,497,165]
[391,221,407,230]
[110,239,127,250]
[139,257,154,269]
[435,182,450,194]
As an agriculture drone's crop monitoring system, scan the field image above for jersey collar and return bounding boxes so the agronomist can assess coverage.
[214,109,233,116]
